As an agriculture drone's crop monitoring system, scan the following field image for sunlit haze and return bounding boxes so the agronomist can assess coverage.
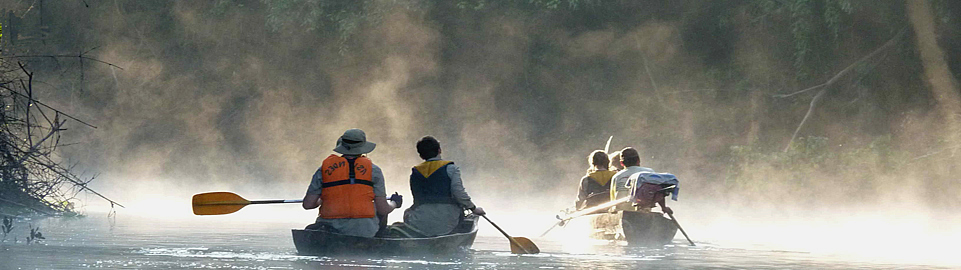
[2,1,959,269]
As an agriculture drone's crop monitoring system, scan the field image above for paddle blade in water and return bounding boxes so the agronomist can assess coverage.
[192,192,250,215]
[510,237,540,254]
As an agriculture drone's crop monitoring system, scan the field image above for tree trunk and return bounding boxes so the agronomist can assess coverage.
[907,0,961,211]
[906,0,961,156]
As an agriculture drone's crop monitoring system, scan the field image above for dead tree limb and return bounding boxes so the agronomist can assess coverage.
[0,55,124,70]
[2,86,97,129]
[781,28,907,152]
[0,60,119,215]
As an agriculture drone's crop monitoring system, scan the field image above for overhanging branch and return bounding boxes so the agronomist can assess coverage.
[781,28,907,152]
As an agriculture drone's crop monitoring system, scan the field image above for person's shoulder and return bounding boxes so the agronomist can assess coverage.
[444,160,459,170]
[429,159,455,166]
[611,170,628,179]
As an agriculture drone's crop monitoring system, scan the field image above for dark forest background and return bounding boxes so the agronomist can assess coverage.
[1,0,959,217]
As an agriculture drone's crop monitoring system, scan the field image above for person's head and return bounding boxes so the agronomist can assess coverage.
[588,150,609,171]
[608,151,624,170]
[620,147,640,167]
[333,128,376,156]
[416,136,441,160]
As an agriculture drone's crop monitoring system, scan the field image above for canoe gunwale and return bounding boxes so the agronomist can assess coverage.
[292,214,479,255]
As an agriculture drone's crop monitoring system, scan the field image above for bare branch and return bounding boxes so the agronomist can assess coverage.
[783,28,907,152]
[1,55,124,70]
[773,83,826,98]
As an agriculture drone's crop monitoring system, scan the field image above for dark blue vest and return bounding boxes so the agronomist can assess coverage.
[410,161,458,206]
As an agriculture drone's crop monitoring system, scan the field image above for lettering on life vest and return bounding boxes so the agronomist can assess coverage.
[324,161,346,176]
[355,164,367,175]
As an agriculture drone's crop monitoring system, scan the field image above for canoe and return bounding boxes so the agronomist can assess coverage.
[291,214,478,256]
[621,211,677,246]
[586,211,677,246]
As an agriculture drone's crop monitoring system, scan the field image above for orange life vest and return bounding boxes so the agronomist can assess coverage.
[318,155,376,219]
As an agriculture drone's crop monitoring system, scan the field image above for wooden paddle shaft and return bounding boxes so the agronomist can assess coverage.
[249,199,302,204]
[560,197,630,222]
[667,212,695,246]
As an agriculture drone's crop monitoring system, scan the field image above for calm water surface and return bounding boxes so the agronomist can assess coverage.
[0,214,952,270]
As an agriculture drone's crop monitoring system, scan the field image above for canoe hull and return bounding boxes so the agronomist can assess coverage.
[587,211,677,246]
[621,211,677,246]
[292,215,478,256]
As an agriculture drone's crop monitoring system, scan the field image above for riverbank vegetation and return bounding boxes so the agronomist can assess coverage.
[1,1,958,213]
[0,17,120,218]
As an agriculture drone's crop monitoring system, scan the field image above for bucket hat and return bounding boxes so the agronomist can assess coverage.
[333,129,376,155]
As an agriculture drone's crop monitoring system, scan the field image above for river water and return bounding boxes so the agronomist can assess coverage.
[0,213,955,270]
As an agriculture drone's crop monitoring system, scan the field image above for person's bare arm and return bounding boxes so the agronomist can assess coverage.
[374,196,393,215]
[303,194,321,210]
[656,196,672,215]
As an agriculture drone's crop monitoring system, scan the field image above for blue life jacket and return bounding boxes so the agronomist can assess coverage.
[410,160,458,206]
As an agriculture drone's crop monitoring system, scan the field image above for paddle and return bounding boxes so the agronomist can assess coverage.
[480,215,540,254]
[192,192,303,215]
[604,135,613,154]
[666,212,695,246]
[541,196,630,237]
[542,185,679,237]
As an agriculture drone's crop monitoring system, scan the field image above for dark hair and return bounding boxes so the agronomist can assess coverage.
[416,136,441,160]
[588,150,609,170]
[620,147,640,166]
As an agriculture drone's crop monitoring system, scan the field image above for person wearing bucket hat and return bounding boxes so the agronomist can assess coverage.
[398,136,485,237]
[302,129,395,238]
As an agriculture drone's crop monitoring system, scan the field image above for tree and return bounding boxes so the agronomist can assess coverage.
[906,0,961,155]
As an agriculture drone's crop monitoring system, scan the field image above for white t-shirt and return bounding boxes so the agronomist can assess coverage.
[610,165,654,200]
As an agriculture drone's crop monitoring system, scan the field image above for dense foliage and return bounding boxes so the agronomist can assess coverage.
[2,0,958,210]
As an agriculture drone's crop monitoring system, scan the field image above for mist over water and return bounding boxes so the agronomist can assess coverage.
[3,1,960,267]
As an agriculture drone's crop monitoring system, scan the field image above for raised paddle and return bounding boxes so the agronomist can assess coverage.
[604,135,613,154]
[480,215,540,254]
[666,212,695,246]
[192,192,303,215]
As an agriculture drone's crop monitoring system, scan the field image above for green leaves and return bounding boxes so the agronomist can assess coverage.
[749,0,858,81]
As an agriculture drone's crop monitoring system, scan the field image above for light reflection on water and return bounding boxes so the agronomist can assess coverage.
[0,215,954,270]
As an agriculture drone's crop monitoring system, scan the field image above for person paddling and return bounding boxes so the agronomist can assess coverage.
[402,136,485,237]
[302,129,395,237]
[575,150,615,210]
[609,147,654,212]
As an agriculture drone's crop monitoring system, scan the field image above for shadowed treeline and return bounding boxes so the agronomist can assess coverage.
[1,0,959,228]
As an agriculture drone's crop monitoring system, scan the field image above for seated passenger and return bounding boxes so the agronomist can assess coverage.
[576,150,616,210]
[402,136,485,237]
[608,150,624,172]
[609,147,654,211]
[301,129,394,237]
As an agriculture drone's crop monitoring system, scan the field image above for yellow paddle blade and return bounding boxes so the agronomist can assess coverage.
[510,237,540,254]
[192,192,251,215]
